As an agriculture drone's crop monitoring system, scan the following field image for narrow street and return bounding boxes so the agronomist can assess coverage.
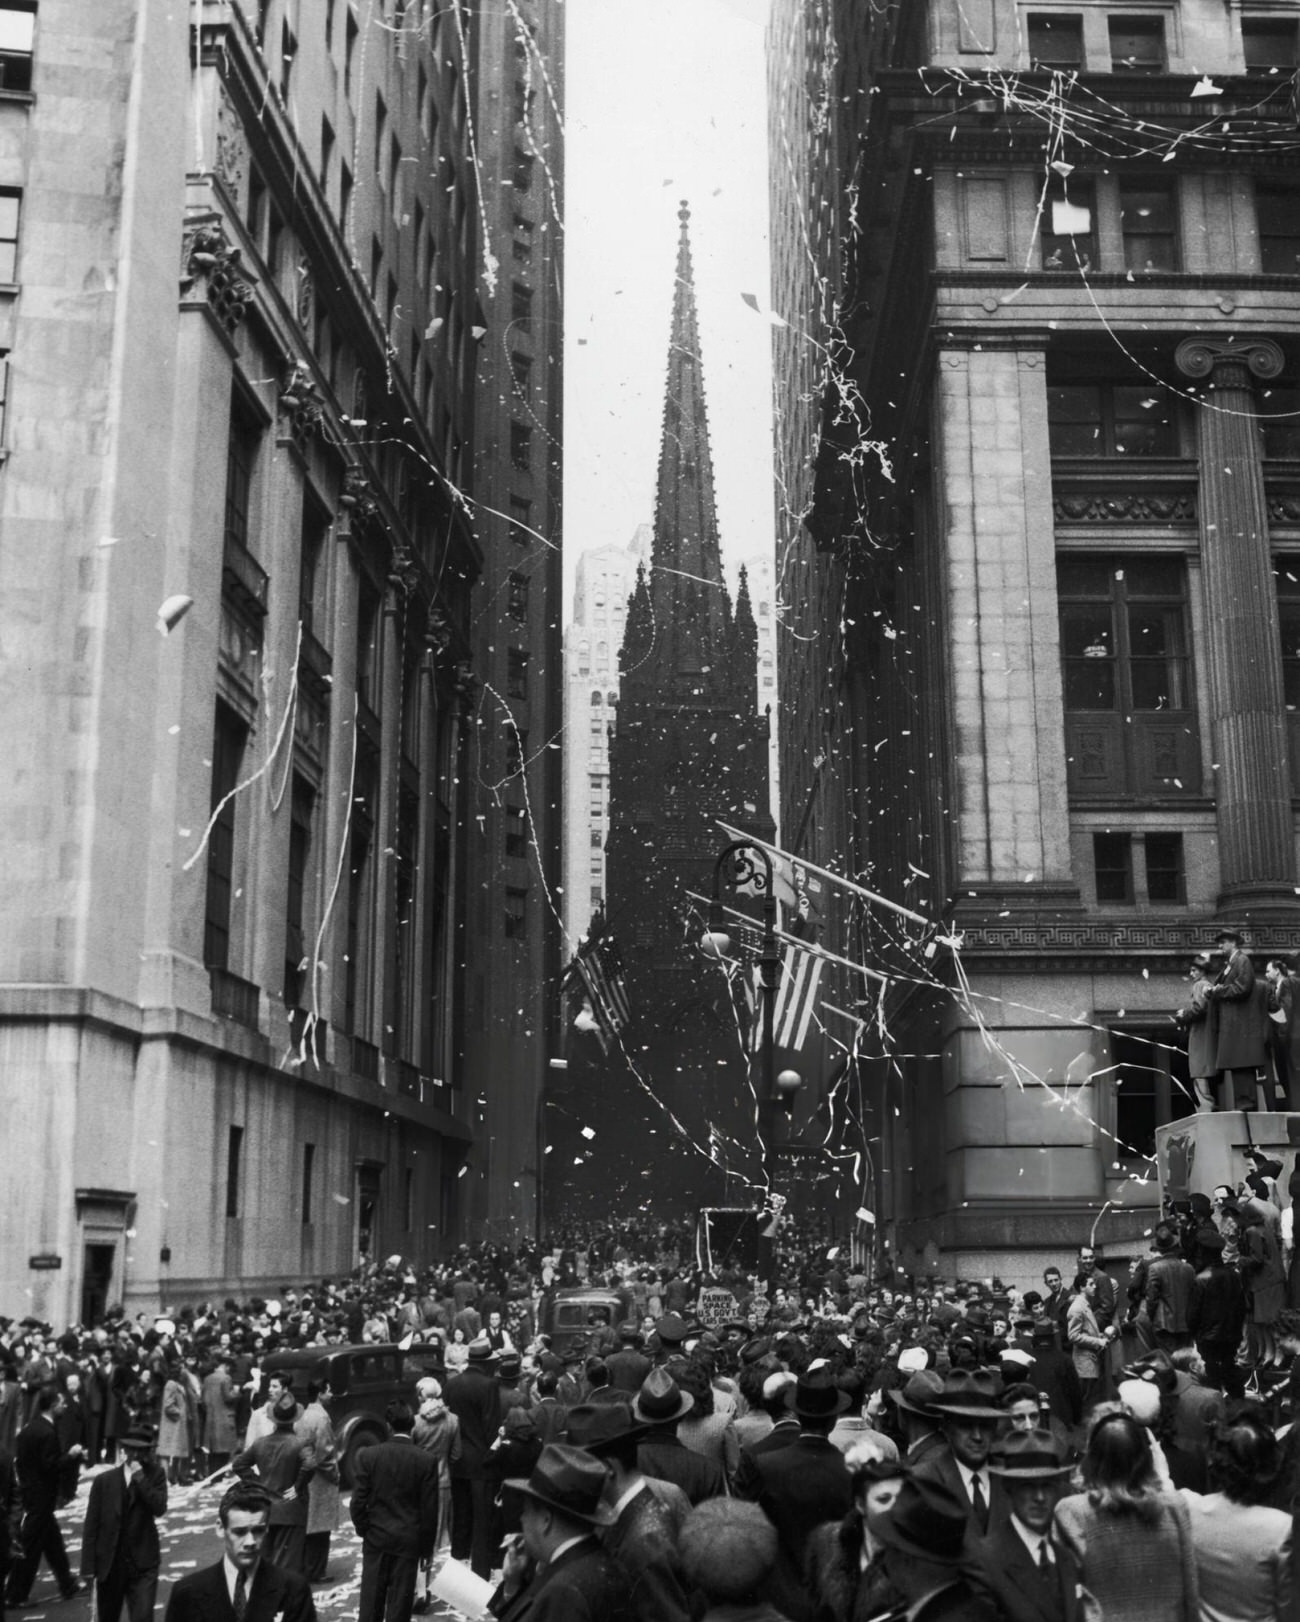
[23,1471,463,1622]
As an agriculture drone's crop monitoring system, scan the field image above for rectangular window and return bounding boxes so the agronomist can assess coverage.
[299,496,328,636]
[507,571,529,621]
[320,117,335,193]
[375,92,388,189]
[1243,18,1298,75]
[0,187,19,281]
[511,351,532,399]
[507,647,529,698]
[1120,179,1178,272]
[1110,1026,1189,1160]
[302,1142,315,1225]
[508,493,532,547]
[0,351,10,446]
[224,401,260,555]
[590,829,603,848]
[405,1167,415,1232]
[510,421,532,471]
[1144,832,1184,904]
[1093,832,1133,903]
[512,148,534,192]
[511,281,533,334]
[1257,182,1300,275]
[205,703,248,971]
[1047,382,1177,458]
[1027,12,1083,69]
[284,776,314,1009]
[370,236,383,295]
[1275,569,1300,793]
[1261,387,1300,460]
[340,163,353,233]
[226,1124,244,1219]
[0,4,35,92]
[504,887,528,939]
[1040,176,1095,272]
[390,136,403,224]
[413,202,426,286]
[356,580,380,710]
[506,728,527,776]
[387,272,399,333]
[344,825,372,1036]
[505,804,527,857]
[281,20,297,100]
[344,10,358,98]
[1058,555,1199,797]
[1109,15,1166,72]
[247,166,267,244]
[591,886,603,907]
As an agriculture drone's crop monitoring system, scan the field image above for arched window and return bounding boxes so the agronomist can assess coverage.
[591,691,602,706]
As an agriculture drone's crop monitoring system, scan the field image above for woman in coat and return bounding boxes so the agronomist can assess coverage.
[1181,1410,1291,1622]
[294,1380,341,1583]
[157,1360,193,1483]
[413,1376,460,1556]
[1239,1198,1286,1367]
[1066,1275,1111,1412]
[1053,1410,1198,1622]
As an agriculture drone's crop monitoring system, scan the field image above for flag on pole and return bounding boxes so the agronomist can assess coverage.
[751,942,824,1053]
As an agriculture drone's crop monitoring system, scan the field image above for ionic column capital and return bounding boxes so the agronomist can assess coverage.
[1175,336,1284,385]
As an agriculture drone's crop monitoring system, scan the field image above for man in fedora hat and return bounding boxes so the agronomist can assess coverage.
[972,1431,1085,1622]
[872,1475,1001,1622]
[80,1427,167,1622]
[232,1394,312,1575]
[632,1370,723,1505]
[1207,928,1268,1111]
[735,1368,853,1619]
[490,1443,630,1621]
[912,1371,1010,1543]
[1187,1225,1246,1398]
[889,1369,947,1469]
[566,1405,690,1622]
[444,1338,502,1578]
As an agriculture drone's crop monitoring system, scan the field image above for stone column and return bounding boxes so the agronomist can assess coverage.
[1175,336,1296,919]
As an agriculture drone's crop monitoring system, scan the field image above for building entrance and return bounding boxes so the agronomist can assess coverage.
[81,1242,115,1323]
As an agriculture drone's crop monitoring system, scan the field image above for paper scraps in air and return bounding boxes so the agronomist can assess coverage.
[157,595,194,635]
[580,1125,596,1140]
[855,1207,875,1225]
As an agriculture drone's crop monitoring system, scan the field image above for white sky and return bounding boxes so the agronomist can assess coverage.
[562,0,775,604]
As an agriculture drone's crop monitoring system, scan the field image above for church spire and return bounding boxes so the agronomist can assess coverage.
[648,201,731,684]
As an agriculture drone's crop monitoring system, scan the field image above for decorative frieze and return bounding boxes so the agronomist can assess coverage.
[1053,491,1195,524]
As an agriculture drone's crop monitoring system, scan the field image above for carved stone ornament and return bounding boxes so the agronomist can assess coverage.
[339,464,379,525]
[180,217,255,334]
[426,603,453,656]
[387,540,421,599]
[1053,491,1196,524]
[278,361,324,449]
[214,85,248,205]
[452,660,479,713]
[1175,336,1285,385]
[1270,495,1300,524]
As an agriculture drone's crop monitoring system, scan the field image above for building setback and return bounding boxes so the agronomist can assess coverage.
[0,0,559,1323]
[577,205,773,1221]
[460,0,564,1243]
[768,0,1300,1281]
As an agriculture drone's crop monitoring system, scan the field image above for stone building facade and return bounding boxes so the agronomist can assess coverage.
[768,0,1300,1281]
[0,0,559,1322]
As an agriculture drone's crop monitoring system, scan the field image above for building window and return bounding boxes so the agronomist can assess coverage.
[505,804,527,857]
[1243,17,1298,75]
[0,188,19,281]
[507,571,529,621]
[0,4,35,92]
[511,351,532,398]
[590,830,602,848]
[299,497,329,637]
[226,1124,244,1219]
[205,703,248,971]
[504,887,528,939]
[507,647,529,698]
[591,886,603,907]
[0,351,10,446]
[510,420,532,471]
[511,281,533,334]
[284,777,314,1009]
[344,8,358,96]
[301,1141,315,1225]
[1110,1026,1188,1160]
[1109,15,1166,73]
[280,19,297,100]
[375,91,388,189]
[390,136,404,223]
[1058,555,1199,798]
[319,116,335,193]
[506,727,527,776]
[1261,387,1300,459]
[1040,177,1095,271]
[508,494,532,546]
[590,690,602,706]
[1047,382,1178,457]
[1093,832,1134,904]
[512,148,534,191]
[1027,12,1083,69]
[356,580,380,710]
[404,1166,415,1232]
[1257,183,1300,275]
[1120,179,1178,272]
[1274,569,1300,793]
[340,162,353,233]
[1144,832,1184,904]
[224,401,260,555]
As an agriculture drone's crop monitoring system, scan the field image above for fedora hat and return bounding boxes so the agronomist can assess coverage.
[502,1442,617,1527]
[496,1352,522,1378]
[785,1367,851,1420]
[119,1426,156,1451]
[989,1429,1072,1479]
[889,1369,944,1418]
[872,1475,968,1566]
[632,1367,693,1424]
[930,1368,1004,1420]
[466,1337,498,1364]
[565,1402,650,1454]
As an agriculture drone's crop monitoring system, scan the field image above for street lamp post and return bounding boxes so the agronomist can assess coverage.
[703,839,797,1287]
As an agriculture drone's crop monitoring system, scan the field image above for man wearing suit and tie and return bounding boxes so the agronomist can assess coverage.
[164,1482,316,1622]
[349,1401,439,1622]
[972,1431,1089,1622]
[80,1427,167,1622]
[911,1370,1010,1545]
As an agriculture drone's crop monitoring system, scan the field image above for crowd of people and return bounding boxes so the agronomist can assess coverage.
[1174,926,1300,1113]
[1,1193,1299,1621]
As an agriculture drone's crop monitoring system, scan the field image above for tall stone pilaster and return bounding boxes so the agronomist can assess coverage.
[1176,337,1296,919]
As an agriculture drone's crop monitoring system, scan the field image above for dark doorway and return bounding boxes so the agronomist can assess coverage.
[82,1243,115,1324]
[357,1167,380,1264]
